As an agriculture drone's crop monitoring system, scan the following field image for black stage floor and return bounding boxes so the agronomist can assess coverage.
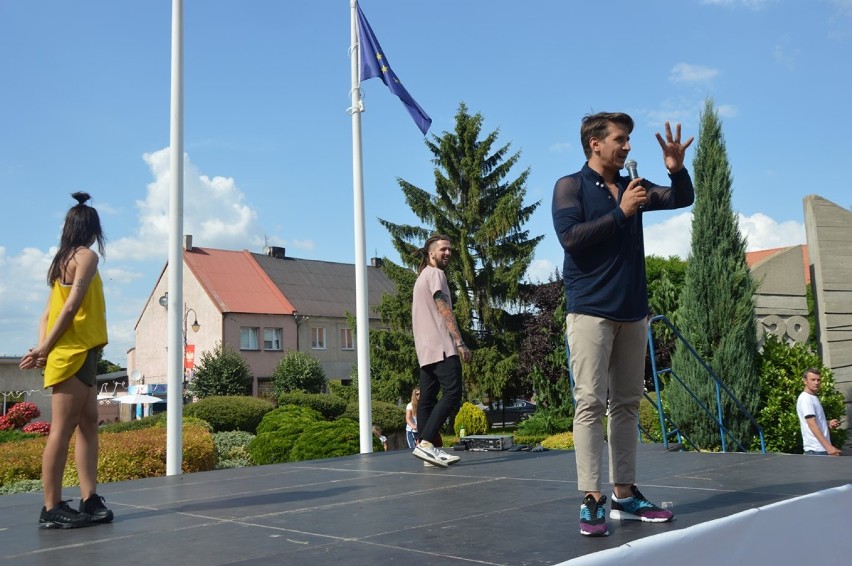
[1,443,850,565]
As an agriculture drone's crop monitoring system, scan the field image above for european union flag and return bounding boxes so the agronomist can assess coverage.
[357,3,432,135]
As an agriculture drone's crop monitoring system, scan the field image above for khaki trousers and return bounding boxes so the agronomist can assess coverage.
[567,313,648,493]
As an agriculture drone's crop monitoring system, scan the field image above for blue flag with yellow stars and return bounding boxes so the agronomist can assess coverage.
[357,3,432,135]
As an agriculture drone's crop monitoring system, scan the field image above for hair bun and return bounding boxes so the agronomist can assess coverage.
[71,191,91,205]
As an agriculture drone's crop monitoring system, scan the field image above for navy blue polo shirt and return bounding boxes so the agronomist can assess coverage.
[551,163,693,321]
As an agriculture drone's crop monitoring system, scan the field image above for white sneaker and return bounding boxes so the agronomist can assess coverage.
[436,448,461,465]
[413,441,449,468]
[423,460,437,467]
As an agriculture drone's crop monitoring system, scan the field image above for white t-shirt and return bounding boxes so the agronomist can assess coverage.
[405,402,417,432]
[796,391,829,452]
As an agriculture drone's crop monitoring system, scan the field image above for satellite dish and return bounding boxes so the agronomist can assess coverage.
[130,369,143,383]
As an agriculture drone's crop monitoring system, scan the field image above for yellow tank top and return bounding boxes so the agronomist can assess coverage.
[43,271,108,388]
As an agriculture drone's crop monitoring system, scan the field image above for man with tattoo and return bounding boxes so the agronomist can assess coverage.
[411,234,471,467]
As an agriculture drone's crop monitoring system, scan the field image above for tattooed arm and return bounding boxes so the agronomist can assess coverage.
[434,290,472,363]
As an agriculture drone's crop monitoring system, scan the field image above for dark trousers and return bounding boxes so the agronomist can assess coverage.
[417,355,462,444]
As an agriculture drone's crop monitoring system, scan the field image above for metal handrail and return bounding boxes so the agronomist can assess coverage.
[647,315,766,453]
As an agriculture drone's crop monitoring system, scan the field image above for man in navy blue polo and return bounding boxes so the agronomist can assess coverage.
[552,112,693,536]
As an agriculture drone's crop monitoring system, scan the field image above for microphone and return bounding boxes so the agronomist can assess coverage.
[625,159,639,181]
[625,159,644,210]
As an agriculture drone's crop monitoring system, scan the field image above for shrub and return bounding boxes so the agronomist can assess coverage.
[453,402,487,435]
[0,420,216,487]
[188,342,254,399]
[184,395,274,433]
[341,400,405,433]
[0,401,40,430]
[212,430,255,469]
[0,429,40,444]
[540,432,575,450]
[249,405,323,464]
[272,351,327,395]
[513,433,548,446]
[328,381,358,402]
[65,422,216,484]
[638,394,664,443]
[277,392,347,420]
[0,479,42,495]
[99,413,167,433]
[515,409,572,436]
[22,421,51,435]
[289,418,381,462]
[755,336,847,453]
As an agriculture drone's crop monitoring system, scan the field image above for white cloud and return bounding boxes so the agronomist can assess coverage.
[288,239,316,251]
[109,148,264,262]
[549,142,573,153]
[644,212,694,258]
[738,212,805,251]
[525,259,559,283]
[669,63,720,84]
[642,211,806,260]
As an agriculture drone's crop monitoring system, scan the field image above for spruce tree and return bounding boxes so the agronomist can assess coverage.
[667,99,760,450]
[378,102,543,401]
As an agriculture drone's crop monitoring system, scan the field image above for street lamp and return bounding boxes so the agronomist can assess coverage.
[158,292,200,401]
[183,305,200,399]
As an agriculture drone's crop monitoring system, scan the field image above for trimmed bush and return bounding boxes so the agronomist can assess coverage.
[540,432,575,450]
[289,418,381,462]
[341,400,405,433]
[212,430,255,469]
[638,394,664,443]
[0,479,42,495]
[515,409,572,436]
[0,429,40,444]
[99,413,167,433]
[328,381,358,402]
[272,351,327,395]
[0,420,216,487]
[453,402,487,435]
[513,433,548,446]
[277,392,347,420]
[249,405,324,464]
[184,395,274,433]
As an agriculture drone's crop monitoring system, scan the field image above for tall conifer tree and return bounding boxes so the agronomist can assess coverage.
[667,99,760,449]
[378,103,542,401]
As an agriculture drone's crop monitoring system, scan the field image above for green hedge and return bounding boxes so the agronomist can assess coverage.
[212,430,255,469]
[342,400,405,433]
[453,402,487,435]
[0,421,216,487]
[184,395,274,433]
[277,392,347,420]
[250,405,324,464]
[289,418,381,462]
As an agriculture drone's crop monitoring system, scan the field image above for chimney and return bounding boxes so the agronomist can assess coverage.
[266,246,286,259]
[184,234,193,251]
[370,257,384,268]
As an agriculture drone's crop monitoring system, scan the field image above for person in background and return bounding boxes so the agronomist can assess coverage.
[405,387,420,449]
[19,192,114,529]
[552,112,693,536]
[797,368,841,456]
[411,234,471,468]
[372,424,388,451]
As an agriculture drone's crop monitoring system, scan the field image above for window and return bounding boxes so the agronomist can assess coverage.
[340,328,354,350]
[264,328,282,351]
[240,327,259,350]
[311,327,326,350]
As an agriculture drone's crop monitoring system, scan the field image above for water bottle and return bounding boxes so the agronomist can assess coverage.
[460,427,466,438]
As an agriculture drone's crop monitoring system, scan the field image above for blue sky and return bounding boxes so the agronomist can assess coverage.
[1,0,851,364]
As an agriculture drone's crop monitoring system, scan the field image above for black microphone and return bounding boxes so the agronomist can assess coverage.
[625,160,644,210]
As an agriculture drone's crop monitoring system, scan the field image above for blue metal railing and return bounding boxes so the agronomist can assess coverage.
[565,315,766,453]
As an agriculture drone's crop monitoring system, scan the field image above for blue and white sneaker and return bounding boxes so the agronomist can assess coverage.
[580,494,609,536]
[610,486,673,522]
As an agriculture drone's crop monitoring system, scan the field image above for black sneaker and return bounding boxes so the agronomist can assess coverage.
[579,494,609,536]
[79,493,114,524]
[39,501,94,529]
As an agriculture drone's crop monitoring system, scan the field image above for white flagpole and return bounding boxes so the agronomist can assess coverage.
[350,0,373,453]
[166,0,185,475]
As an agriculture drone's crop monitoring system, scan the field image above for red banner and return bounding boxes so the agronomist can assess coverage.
[184,344,195,370]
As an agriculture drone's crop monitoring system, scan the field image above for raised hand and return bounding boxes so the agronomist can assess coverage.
[655,121,694,173]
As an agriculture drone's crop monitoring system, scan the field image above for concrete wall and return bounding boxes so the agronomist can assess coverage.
[804,195,852,446]
[752,245,810,345]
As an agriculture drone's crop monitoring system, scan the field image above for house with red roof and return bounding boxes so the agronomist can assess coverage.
[128,236,395,397]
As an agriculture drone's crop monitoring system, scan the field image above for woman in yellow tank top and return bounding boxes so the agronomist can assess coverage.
[19,192,114,529]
